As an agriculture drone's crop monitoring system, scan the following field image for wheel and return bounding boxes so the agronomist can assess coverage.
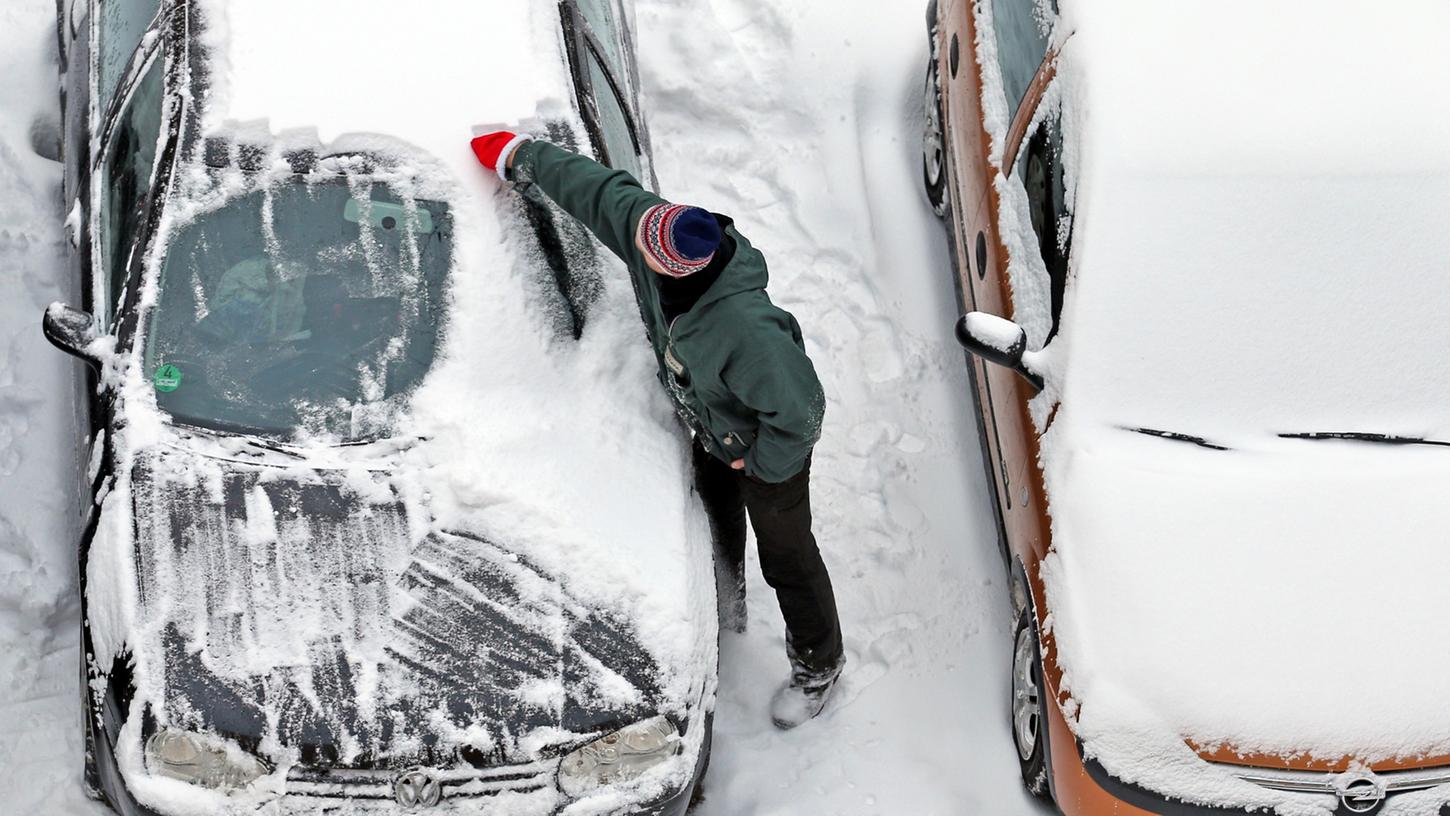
[921,60,949,218]
[1011,608,1052,801]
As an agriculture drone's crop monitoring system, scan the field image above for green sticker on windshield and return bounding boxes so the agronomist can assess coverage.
[153,364,183,393]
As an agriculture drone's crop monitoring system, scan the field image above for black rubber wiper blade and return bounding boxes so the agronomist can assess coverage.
[239,436,307,459]
[1278,432,1450,448]
[1126,427,1229,451]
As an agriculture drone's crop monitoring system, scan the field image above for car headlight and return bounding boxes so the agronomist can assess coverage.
[557,715,682,798]
[145,728,268,791]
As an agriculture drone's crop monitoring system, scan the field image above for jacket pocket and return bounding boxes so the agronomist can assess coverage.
[722,428,756,456]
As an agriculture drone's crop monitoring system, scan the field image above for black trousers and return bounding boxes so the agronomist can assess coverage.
[692,442,844,671]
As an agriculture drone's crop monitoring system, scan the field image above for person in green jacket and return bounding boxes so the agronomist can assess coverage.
[470,130,845,729]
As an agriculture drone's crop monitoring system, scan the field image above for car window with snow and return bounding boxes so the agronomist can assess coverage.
[99,54,164,321]
[143,178,452,441]
[991,0,1054,115]
[98,0,161,108]
[575,0,625,73]
[1016,109,1071,336]
[587,50,642,180]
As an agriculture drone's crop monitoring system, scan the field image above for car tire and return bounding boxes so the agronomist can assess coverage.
[921,59,949,218]
[1011,608,1052,801]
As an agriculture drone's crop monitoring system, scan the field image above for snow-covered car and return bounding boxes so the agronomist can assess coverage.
[42,1,716,814]
[924,0,1450,814]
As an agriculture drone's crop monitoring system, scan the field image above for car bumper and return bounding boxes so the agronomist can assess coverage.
[102,733,707,816]
[1043,689,1161,816]
[1045,689,1450,816]
[108,783,693,816]
[630,782,694,816]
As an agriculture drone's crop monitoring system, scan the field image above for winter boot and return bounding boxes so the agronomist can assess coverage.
[770,652,845,730]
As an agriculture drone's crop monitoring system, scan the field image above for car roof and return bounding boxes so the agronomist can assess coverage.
[1048,0,1450,442]
[1058,0,1450,177]
[195,0,574,175]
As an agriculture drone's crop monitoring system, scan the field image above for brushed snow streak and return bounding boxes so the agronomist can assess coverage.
[130,449,660,768]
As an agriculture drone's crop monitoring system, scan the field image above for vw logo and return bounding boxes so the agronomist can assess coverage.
[393,768,442,809]
[1336,773,1385,814]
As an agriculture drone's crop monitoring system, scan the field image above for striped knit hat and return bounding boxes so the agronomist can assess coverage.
[635,204,722,277]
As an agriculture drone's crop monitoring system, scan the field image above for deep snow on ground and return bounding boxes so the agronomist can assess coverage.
[0,0,1045,814]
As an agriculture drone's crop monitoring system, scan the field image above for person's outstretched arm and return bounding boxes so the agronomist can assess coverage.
[474,132,665,264]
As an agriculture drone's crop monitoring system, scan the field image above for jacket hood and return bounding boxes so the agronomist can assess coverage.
[692,220,768,312]
[129,447,663,769]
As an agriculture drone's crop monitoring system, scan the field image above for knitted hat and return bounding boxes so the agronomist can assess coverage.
[635,204,722,277]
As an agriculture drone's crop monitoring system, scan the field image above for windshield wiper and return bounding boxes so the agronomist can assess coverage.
[238,436,307,459]
[1126,427,1229,451]
[1279,432,1450,448]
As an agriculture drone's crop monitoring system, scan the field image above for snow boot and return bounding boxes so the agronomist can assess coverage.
[770,653,845,730]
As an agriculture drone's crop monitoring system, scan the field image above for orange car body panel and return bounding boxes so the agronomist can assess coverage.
[1044,674,1159,816]
[1190,745,1450,775]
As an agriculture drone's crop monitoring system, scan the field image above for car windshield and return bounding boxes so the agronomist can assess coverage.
[144,175,452,441]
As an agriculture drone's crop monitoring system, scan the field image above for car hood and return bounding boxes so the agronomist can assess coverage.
[129,446,664,768]
[1040,433,1450,768]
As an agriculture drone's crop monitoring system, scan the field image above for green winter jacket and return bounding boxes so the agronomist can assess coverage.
[512,140,824,483]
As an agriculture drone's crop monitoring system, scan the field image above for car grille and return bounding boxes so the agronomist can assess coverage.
[1217,762,1450,811]
[285,761,555,801]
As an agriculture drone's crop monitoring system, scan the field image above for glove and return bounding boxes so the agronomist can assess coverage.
[470,131,531,182]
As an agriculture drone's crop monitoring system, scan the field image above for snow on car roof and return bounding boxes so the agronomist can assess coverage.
[1032,0,1450,803]
[198,0,569,165]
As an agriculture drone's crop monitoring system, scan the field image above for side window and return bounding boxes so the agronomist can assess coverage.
[1015,107,1072,338]
[991,0,1055,116]
[575,0,625,72]
[100,56,165,321]
[586,50,642,180]
[99,0,162,107]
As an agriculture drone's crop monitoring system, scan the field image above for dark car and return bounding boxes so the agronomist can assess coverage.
[44,1,716,814]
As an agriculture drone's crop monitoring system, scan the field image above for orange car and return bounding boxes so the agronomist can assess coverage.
[922,0,1450,814]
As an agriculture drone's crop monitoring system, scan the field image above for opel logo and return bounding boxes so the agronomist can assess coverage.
[1336,773,1385,814]
[393,768,442,809]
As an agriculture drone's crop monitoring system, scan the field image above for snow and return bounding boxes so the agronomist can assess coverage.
[1028,0,1450,808]
[1,1,1045,815]
[962,312,1025,355]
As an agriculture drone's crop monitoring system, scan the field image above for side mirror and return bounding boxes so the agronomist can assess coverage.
[955,311,1044,391]
[42,303,104,368]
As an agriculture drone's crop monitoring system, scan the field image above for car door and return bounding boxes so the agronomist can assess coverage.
[79,10,172,589]
[529,0,651,341]
[940,0,1064,565]
[93,47,165,331]
[97,0,162,119]
[989,0,1069,569]
[61,1,95,312]
[938,0,1056,546]
[568,0,650,184]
